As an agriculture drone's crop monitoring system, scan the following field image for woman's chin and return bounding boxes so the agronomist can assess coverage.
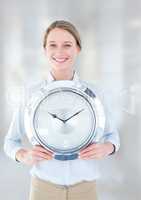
[51,64,72,71]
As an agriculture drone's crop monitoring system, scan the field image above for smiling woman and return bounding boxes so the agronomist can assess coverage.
[4,20,120,200]
[45,28,80,75]
[43,20,81,80]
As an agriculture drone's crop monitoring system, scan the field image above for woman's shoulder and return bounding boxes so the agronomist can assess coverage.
[26,80,46,93]
[23,80,46,104]
[80,79,105,98]
[79,79,114,111]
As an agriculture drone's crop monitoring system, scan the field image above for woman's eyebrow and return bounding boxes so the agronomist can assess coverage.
[48,41,56,43]
[48,41,73,44]
[49,40,72,43]
[64,41,73,44]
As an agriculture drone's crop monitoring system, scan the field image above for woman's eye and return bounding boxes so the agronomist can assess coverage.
[64,44,72,48]
[48,44,72,48]
[49,44,56,47]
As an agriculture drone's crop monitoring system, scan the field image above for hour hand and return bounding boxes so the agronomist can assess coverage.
[47,111,65,122]
[64,109,85,122]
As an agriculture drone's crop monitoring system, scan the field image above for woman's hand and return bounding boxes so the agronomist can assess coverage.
[15,145,54,166]
[79,142,115,160]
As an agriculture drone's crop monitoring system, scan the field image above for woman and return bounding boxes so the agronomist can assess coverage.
[4,20,120,200]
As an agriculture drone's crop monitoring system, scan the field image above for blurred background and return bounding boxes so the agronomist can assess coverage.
[0,0,141,199]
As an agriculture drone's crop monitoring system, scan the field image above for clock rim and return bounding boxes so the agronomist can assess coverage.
[24,80,106,155]
[33,87,96,153]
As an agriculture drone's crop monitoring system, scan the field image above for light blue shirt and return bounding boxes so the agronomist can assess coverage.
[4,72,120,186]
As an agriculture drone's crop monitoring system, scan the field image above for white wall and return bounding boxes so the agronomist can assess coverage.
[0,0,141,199]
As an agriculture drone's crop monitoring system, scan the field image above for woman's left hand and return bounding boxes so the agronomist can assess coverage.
[79,142,115,160]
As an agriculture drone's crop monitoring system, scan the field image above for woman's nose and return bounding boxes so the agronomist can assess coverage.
[55,46,65,55]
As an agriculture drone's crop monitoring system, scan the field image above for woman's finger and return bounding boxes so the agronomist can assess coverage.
[33,145,53,155]
[80,143,98,154]
[31,151,53,160]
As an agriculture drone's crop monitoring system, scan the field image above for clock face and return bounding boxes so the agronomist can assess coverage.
[33,88,96,153]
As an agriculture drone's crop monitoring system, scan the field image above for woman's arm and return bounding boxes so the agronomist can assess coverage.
[4,105,26,161]
[4,105,53,165]
[79,83,120,160]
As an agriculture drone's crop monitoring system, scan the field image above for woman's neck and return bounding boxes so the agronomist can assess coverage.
[50,70,75,81]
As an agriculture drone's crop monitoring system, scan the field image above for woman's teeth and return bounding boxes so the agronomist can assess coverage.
[53,57,68,63]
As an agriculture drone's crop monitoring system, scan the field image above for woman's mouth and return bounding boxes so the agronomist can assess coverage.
[52,57,69,63]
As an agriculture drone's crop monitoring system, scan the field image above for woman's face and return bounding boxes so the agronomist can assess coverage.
[45,28,80,72]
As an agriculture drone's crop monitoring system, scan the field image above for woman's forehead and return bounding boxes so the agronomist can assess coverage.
[47,28,76,43]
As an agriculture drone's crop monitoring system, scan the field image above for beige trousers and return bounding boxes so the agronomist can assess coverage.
[29,176,97,200]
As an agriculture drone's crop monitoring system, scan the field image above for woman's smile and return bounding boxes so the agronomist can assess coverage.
[52,56,69,64]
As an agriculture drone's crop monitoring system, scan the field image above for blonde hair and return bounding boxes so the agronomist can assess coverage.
[43,20,82,50]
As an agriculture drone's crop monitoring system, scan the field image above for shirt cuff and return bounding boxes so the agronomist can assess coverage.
[11,146,23,162]
[104,139,120,155]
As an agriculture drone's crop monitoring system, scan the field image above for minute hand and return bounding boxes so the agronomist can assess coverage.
[64,109,85,123]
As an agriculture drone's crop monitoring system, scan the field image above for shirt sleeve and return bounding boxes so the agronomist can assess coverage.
[4,104,26,161]
[4,81,46,161]
[101,90,120,153]
[87,81,120,153]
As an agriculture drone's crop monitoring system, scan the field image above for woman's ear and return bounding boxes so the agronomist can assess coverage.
[76,45,81,54]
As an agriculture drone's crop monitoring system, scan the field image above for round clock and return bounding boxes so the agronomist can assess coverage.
[24,80,105,161]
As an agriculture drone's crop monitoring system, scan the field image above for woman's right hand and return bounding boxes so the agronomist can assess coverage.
[15,145,54,166]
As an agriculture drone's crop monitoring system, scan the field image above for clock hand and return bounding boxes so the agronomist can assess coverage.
[47,112,65,123]
[64,109,85,123]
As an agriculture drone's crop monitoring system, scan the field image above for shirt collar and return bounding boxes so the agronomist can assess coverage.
[47,71,80,83]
